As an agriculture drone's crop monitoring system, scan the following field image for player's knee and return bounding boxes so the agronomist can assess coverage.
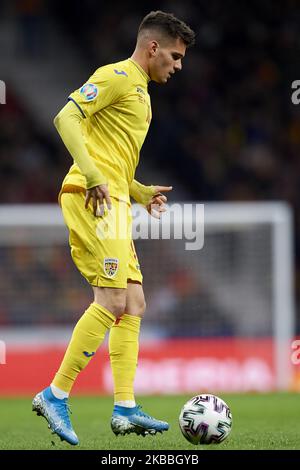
[93,286,126,318]
[110,300,127,318]
[138,298,146,317]
[128,298,146,317]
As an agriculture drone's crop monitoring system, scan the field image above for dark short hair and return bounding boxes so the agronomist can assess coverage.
[138,10,195,48]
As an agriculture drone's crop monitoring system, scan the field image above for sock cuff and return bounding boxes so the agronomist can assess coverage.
[115,313,141,331]
[90,302,115,327]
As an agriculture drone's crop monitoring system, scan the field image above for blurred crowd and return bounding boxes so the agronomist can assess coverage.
[0,89,67,203]
[1,0,300,329]
[0,245,92,325]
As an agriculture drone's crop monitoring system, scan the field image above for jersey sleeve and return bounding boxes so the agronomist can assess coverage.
[68,65,128,118]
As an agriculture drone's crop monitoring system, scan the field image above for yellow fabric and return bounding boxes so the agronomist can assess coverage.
[53,302,115,393]
[60,191,143,288]
[54,101,106,189]
[60,58,152,203]
[109,314,141,401]
[129,179,156,206]
[58,181,157,207]
[58,184,84,206]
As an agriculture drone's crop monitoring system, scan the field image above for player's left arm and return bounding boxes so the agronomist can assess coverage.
[129,179,172,219]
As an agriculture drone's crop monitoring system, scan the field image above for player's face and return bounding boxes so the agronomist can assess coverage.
[149,37,186,84]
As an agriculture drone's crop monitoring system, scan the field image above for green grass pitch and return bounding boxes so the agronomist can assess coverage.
[0,393,299,450]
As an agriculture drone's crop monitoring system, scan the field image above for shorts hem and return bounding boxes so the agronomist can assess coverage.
[89,276,143,288]
[127,278,143,285]
[92,277,127,288]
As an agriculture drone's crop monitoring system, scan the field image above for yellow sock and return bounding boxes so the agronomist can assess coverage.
[109,314,141,402]
[53,302,115,392]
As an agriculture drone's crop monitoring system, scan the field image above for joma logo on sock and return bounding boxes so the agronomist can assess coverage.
[0,81,6,104]
[83,351,95,357]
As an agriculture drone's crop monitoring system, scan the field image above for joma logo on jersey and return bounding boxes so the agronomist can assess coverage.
[0,80,6,104]
[104,258,119,277]
[114,69,128,77]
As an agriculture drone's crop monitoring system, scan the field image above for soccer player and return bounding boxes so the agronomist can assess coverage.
[32,10,195,445]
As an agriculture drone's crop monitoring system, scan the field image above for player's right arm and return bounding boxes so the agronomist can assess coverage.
[54,65,126,215]
[54,101,105,189]
[54,101,111,216]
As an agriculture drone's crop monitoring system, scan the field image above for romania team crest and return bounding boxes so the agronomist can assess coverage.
[79,83,98,101]
[104,258,119,278]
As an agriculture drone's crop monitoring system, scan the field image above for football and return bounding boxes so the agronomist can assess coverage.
[179,394,232,445]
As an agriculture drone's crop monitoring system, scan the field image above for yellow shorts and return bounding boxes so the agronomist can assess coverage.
[60,191,143,288]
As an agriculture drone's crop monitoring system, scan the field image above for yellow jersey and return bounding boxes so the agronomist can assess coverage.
[61,58,152,203]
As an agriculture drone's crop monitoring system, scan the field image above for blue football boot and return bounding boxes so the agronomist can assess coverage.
[32,386,79,445]
[111,404,169,436]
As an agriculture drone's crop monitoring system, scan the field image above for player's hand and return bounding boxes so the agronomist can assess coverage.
[146,185,173,219]
[85,184,112,217]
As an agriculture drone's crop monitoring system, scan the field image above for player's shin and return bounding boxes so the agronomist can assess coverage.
[109,314,141,404]
[53,302,115,393]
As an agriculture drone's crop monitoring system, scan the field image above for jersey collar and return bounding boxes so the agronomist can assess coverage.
[128,58,150,84]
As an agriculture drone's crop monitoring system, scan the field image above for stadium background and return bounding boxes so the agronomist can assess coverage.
[0,0,300,396]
